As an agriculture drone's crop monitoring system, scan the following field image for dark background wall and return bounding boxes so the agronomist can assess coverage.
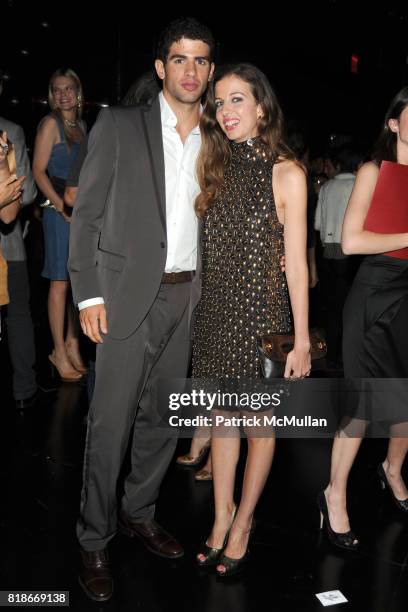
[2,0,408,154]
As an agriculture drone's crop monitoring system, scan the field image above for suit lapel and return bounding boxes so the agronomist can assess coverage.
[141,97,166,231]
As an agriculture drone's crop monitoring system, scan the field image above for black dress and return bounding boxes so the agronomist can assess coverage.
[342,254,408,422]
[192,138,292,380]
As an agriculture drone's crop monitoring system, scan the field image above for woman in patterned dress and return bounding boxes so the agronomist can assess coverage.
[193,64,310,576]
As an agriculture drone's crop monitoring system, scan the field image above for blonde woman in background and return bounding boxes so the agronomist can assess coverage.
[33,68,86,382]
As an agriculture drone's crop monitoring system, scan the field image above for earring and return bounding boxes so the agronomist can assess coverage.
[77,95,82,109]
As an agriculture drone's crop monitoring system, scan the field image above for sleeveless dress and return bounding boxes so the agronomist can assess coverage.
[192,138,292,380]
[342,163,408,423]
[42,116,84,280]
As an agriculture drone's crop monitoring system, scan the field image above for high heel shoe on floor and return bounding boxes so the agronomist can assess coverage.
[378,463,408,513]
[48,352,83,383]
[176,441,211,467]
[196,507,236,567]
[195,468,212,481]
[215,519,256,578]
[317,490,359,551]
[65,345,88,375]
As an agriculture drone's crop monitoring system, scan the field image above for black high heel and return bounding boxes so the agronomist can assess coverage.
[216,549,250,578]
[378,464,408,513]
[215,518,256,577]
[317,490,359,551]
[196,506,237,567]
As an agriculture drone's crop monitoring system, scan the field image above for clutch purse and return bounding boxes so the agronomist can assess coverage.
[39,176,67,210]
[257,328,327,378]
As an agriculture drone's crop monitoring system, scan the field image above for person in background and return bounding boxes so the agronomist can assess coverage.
[33,68,86,383]
[319,87,408,550]
[0,137,25,309]
[314,146,362,369]
[0,88,35,408]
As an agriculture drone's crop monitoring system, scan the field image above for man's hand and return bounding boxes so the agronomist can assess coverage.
[0,175,25,208]
[79,304,108,343]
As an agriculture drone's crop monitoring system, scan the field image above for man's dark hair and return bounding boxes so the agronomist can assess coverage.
[156,17,215,63]
[329,146,363,174]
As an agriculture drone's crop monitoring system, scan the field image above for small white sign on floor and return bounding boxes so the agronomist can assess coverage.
[315,590,348,607]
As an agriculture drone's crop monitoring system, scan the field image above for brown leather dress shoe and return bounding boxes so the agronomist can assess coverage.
[118,513,184,559]
[78,548,113,602]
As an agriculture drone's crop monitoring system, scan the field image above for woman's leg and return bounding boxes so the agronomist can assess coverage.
[188,426,212,458]
[218,435,275,566]
[176,426,212,466]
[197,424,239,560]
[382,430,408,500]
[324,429,364,534]
[65,293,86,370]
[48,280,81,375]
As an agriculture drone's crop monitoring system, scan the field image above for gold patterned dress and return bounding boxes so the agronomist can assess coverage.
[192,137,292,379]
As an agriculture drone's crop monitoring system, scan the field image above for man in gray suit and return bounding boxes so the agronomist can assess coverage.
[69,18,214,602]
[0,72,37,409]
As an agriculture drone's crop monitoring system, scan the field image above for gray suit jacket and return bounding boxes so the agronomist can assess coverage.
[0,117,37,261]
[68,97,201,340]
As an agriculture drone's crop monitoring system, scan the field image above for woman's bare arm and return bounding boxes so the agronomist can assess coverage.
[274,159,311,378]
[32,116,64,212]
[342,161,408,254]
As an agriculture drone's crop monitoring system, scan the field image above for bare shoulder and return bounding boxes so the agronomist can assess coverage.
[275,158,305,180]
[274,158,306,190]
[355,161,380,185]
[37,114,59,137]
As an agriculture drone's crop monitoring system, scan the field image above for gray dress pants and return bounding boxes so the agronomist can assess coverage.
[77,282,192,551]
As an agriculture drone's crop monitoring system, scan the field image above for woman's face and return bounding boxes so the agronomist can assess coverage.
[52,76,78,111]
[214,75,262,142]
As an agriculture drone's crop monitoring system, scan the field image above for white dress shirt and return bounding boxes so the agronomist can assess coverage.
[314,173,356,244]
[78,92,201,311]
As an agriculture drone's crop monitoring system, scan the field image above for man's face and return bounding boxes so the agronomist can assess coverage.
[155,38,214,106]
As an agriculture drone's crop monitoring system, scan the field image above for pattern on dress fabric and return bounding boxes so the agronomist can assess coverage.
[193,137,292,379]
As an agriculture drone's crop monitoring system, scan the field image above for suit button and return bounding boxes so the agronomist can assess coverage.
[160,242,166,248]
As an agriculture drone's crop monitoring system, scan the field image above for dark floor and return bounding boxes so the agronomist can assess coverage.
[1,354,408,611]
[1,227,407,610]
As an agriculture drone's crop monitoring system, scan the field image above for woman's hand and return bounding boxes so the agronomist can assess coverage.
[61,210,71,223]
[284,345,311,379]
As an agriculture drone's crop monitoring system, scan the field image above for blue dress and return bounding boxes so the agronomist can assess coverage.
[42,116,84,280]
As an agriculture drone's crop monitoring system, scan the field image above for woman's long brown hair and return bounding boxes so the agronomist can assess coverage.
[195,63,295,218]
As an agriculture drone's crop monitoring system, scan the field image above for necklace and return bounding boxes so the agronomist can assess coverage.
[64,118,77,128]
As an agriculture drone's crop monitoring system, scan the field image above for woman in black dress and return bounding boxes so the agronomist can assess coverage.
[193,64,310,575]
[319,87,408,550]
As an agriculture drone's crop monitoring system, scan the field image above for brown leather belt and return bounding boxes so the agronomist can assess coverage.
[161,271,194,284]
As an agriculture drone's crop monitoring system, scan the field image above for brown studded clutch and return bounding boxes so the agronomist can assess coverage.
[256,328,327,378]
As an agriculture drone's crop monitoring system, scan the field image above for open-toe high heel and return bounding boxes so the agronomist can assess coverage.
[196,506,236,567]
[177,440,211,467]
[317,490,359,551]
[216,549,250,578]
[65,344,88,375]
[378,463,408,513]
[48,352,83,383]
[215,518,256,577]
